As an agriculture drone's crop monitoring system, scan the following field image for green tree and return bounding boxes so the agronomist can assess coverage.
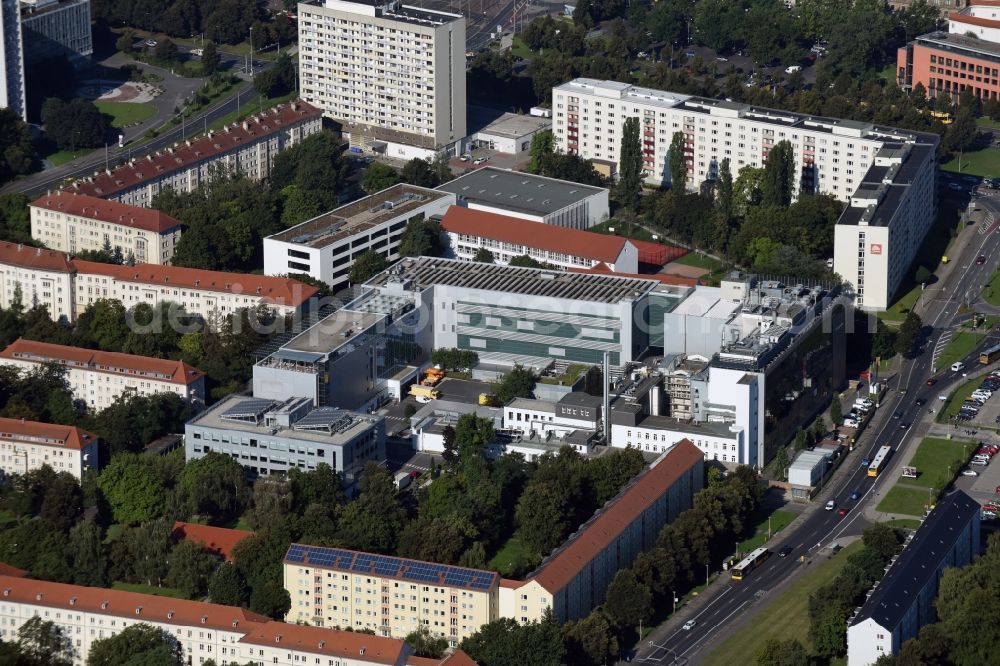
[604,569,653,629]
[154,38,180,63]
[404,626,449,659]
[715,157,735,222]
[453,413,495,461]
[86,623,181,666]
[668,131,687,191]
[755,638,810,666]
[617,116,643,210]
[894,310,923,357]
[96,454,170,525]
[41,98,111,151]
[527,130,554,174]
[829,396,842,424]
[872,319,897,361]
[507,254,543,268]
[17,616,71,666]
[771,447,791,482]
[209,562,249,606]
[515,481,574,556]
[269,131,349,211]
[944,107,978,153]
[68,520,109,587]
[201,41,221,74]
[460,611,565,666]
[348,249,387,283]
[474,247,495,263]
[279,185,325,227]
[0,108,36,185]
[115,30,135,53]
[862,524,902,561]
[178,452,249,521]
[337,462,407,552]
[564,610,618,666]
[166,540,220,598]
[810,603,850,659]
[496,365,535,403]
[249,578,292,619]
[398,215,443,257]
[762,141,795,208]
[362,162,399,193]
[401,158,440,187]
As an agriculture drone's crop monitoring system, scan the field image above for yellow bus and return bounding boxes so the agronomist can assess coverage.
[868,445,893,478]
[731,547,770,581]
[980,343,1000,365]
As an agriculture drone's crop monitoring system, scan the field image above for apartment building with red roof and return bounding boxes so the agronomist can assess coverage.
[0,417,99,480]
[30,191,182,264]
[0,573,475,665]
[283,440,704,640]
[0,338,205,411]
[66,101,323,208]
[171,522,252,561]
[440,206,640,273]
[0,240,318,324]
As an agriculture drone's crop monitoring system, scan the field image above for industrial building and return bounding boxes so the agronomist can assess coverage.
[0,417,98,480]
[263,184,455,291]
[185,394,384,485]
[847,491,980,666]
[0,338,205,411]
[67,102,323,207]
[297,0,466,159]
[436,167,610,228]
[440,206,640,272]
[467,112,551,158]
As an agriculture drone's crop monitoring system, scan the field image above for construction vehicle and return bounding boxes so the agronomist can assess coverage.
[409,385,440,401]
[421,366,445,387]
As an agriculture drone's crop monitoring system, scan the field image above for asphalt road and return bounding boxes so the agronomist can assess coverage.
[2,55,265,199]
[637,187,1000,665]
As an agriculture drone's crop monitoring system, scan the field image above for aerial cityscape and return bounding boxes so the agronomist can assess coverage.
[0,0,999,665]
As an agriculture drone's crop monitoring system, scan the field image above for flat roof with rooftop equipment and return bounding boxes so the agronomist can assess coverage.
[436,167,607,217]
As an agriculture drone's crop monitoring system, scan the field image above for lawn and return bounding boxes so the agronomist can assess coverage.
[883,518,922,530]
[112,582,187,599]
[95,101,156,128]
[488,536,539,579]
[538,364,589,386]
[44,147,93,166]
[877,63,897,82]
[876,485,933,517]
[940,146,1000,178]
[937,331,987,371]
[904,437,972,490]
[978,117,1000,131]
[510,36,534,61]
[673,251,726,272]
[701,540,863,665]
[878,283,921,323]
[737,509,796,554]
[937,376,983,423]
[984,269,1000,307]
[963,314,1000,330]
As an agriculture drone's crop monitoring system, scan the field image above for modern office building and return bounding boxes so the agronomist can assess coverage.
[0,573,469,666]
[0,0,26,119]
[551,77,936,200]
[440,206,639,272]
[897,30,1000,101]
[185,394,385,486]
[847,491,980,666]
[67,101,323,206]
[832,141,938,310]
[284,544,498,645]
[0,417,98,479]
[263,184,455,291]
[19,0,92,63]
[30,191,183,264]
[297,0,466,159]
[436,167,610,228]
[0,338,205,411]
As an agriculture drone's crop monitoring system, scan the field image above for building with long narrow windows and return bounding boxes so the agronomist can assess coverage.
[19,0,92,64]
[0,0,26,119]
[297,0,466,159]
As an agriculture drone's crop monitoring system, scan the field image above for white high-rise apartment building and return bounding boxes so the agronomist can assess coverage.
[552,78,939,311]
[298,0,466,160]
[0,0,26,119]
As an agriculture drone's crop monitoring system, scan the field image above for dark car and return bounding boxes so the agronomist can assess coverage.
[862,457,871,467]
[893,411,903,419]
[915,398,927,406]
[850,489,861,500]
[977,255,987,265]
[778,546,794,558]
[926,378,937,386]
[900,421,909,429]
[837,507,850,517]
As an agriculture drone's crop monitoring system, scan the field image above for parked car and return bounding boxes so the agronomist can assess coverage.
[145,39,158,47]
[473,157,488,165]
[825,500,836,511]
[962,469,979,477]
[972,458,989,466]
[785,65,802,73]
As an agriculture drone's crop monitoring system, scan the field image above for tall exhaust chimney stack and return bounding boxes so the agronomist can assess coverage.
[602,351,611,445]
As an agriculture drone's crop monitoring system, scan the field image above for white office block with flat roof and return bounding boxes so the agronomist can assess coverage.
[185,394,385,487]
[436,166,610,228]
[263,184,454,291]
[298,0,466,159]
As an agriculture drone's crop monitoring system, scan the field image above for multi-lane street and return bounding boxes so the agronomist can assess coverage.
[637,187,1000,665]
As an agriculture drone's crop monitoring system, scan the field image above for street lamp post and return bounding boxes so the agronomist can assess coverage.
[249,27,254,77]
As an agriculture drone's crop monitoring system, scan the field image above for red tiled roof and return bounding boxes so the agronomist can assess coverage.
[0,417,97,450]
[69,101,321,200]
[73,261,319,308]
[30,191,181,233]
[0,573,416,664]
[950,13,1000,28]
[0,338,204,386]
[440,206,631,263]
[440,651,479,666]
[0,241,74,273]
[238,620,407,664]
[569,264,701,287]
[172,522,253,561]
[530,440,703,595]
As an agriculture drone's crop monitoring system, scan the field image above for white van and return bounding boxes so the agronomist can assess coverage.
[952,361,966,372]
[785,65,802,74]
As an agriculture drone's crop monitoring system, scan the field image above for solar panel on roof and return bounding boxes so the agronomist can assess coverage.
[220,398,276,421]
[293,407,354,432]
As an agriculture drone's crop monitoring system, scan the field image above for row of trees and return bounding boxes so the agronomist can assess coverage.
[362,155,454,193]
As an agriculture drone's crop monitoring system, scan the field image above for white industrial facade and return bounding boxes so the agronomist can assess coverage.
[298,0,466,158]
